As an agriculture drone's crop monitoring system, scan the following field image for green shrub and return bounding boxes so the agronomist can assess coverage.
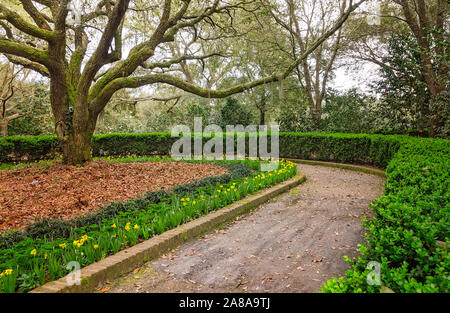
[321,137,449,293]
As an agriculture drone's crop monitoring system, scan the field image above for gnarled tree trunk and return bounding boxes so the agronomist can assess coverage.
[51,78,98,165]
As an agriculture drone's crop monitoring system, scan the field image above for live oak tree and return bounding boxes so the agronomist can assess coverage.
[0,0,364,164]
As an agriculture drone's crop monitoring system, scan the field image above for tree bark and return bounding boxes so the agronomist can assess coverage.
[63,127,95,165]
[51,84,97,165]
[0,119,8,137]
[259,109,265,125]
[397,0,448,137]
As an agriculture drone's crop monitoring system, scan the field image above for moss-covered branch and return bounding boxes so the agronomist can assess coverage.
[78,0,130,96]
[0,39,50,67]
[5,54,50,77]
[0,3,55,41]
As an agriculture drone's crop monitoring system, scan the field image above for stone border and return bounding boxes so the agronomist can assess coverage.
[286,158,386,178]
[31,171,306,293]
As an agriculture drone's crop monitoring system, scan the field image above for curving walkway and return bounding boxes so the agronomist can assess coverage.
[102,164,384,293]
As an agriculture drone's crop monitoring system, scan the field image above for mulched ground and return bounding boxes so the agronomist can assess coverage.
[0,161,227,231]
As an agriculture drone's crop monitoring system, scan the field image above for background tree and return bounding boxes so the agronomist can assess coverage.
[265,0,354,130]
[393,0,449,137]
[372,33,432,132]
[7,82,53,136]
[218,97,253,128]
[346,0,449,137]
[0,60,52,136]
[321,88,376,133]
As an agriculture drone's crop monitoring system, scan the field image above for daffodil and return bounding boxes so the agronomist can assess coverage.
[93,244,99,249]
[111,224,117,228]
[134,224,140,230]
[30,249,37,256]
[125,222,131,231]
[59,243,67,249]
[4,269,13,276]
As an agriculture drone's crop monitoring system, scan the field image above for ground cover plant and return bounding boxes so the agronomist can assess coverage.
[0,157,297,292]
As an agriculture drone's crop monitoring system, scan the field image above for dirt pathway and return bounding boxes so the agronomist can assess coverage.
[102,164,384,293]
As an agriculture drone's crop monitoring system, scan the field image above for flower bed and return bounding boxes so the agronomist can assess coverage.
[0,158,296,292]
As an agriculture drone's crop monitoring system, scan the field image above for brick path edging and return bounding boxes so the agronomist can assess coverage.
[31,171,306,293]
[286,159,386,178]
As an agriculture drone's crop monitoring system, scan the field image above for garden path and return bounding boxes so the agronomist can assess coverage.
[101,164,384,293]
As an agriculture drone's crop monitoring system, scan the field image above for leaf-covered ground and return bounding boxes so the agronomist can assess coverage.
[0,161,227,231]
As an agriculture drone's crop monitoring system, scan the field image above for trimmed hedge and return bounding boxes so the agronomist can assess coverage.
[0,135,59,162]
[318,136,449,293]
[1,132,401,167]
[278,132,402,168]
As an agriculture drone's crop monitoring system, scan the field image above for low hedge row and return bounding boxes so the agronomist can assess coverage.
[278,132,402,168]
[0,133,175,162]
[1,132,401,167]
[319,136,449,293]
